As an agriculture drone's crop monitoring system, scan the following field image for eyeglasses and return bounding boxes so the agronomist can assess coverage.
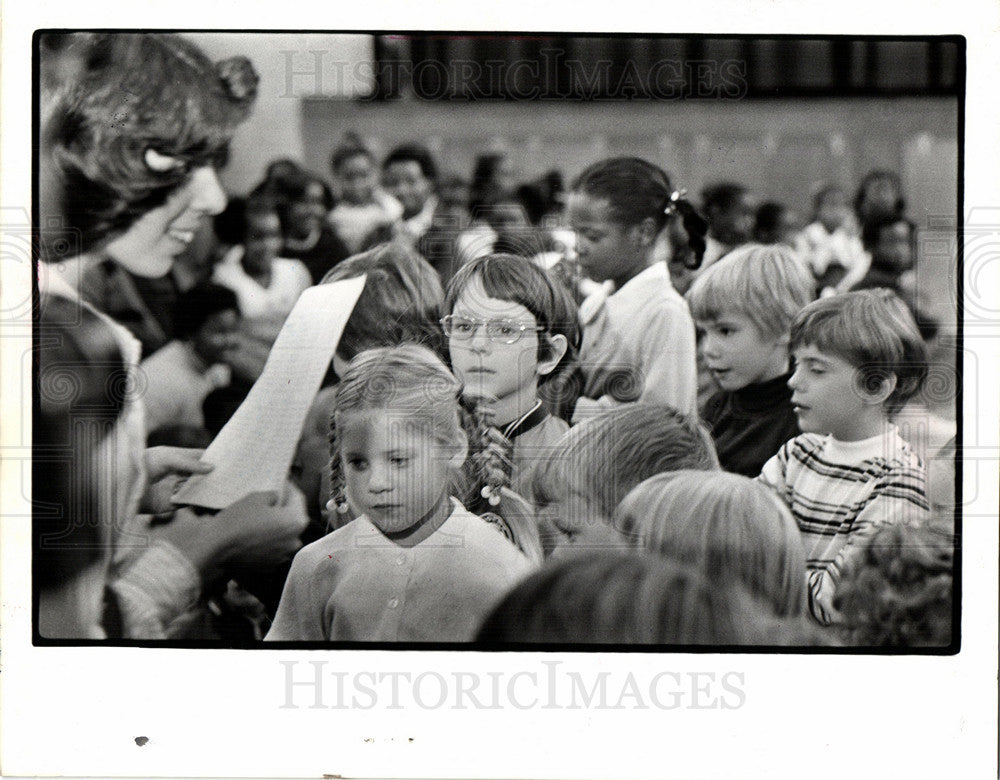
[440,315,544,345]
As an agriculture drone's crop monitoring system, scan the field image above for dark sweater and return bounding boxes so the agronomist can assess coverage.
[701,372,801,478]
[284,226,352,284]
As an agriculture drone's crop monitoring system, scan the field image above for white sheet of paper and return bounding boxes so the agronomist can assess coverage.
[172,275,366,510]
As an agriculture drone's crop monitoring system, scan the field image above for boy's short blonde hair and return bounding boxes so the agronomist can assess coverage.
[685,243,815,338]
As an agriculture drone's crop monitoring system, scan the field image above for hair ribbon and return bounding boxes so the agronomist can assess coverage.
[664,188,687,216]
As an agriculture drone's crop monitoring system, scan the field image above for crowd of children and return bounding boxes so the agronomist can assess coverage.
[35,33,956,648]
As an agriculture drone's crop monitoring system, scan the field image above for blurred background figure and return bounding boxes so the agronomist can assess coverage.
[140,282,241,438]
[327,131,403,254]
[699,182,755,269]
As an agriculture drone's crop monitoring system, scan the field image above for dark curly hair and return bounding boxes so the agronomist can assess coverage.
[833,522,953,647]
[42,33,258,259]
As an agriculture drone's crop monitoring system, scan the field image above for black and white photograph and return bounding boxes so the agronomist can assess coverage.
[2,3,997,778]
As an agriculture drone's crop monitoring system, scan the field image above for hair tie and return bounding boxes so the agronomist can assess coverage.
[216,56,259,102]
[664,188,688,216]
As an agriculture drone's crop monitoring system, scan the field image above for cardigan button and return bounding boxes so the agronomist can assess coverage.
[388,597,399,609]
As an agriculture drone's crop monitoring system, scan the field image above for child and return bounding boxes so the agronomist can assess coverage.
[833,521,953,647]
[212,195,312,321]
[753,200,802,247]
[271,170,351,283]
[531,405,719,556]
[854,213,917,294]
[442,253,580,498]
[566,157,705,420]
[382,143,439,245]
[686,243,816,477]
[699,181,755,269]
[327,133,404,254]
[854,169,905,231]
[321,241,447,373]
[476,551,808,646]
[265,345,533,642]
[758,289,930,625]
[140,282,240,436]
[613,471,807,618]
[796,183,868,296]
[853,214,940,344]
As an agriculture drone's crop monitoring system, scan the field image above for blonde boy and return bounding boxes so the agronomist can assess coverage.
[686,244,815,476]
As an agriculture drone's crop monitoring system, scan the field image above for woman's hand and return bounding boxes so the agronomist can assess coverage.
[141,446,214,515]
[153,486,309,585]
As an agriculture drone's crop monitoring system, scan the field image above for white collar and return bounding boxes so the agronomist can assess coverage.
[824,425,907,464]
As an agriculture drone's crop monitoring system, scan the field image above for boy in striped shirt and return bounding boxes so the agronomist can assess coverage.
[758,289,929,625]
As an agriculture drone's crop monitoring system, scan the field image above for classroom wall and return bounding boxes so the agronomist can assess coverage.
[182,34,958,235]
[183,33,374,193]
[299,97,958,234]
[182,33,959,328]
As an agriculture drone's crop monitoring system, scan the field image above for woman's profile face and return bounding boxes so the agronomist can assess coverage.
[104,166,227,278]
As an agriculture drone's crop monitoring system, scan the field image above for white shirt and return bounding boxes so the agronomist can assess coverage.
[212,247,311,320]
[575,262,698,420]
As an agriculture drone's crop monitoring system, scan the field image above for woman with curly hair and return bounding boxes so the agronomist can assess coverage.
[37,33,307,638]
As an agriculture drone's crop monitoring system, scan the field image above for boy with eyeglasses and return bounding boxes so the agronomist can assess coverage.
[442,253,580,498]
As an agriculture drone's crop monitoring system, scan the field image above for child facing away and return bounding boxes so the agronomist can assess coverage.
[686,243,816,477]
[531,405,720,557]
[442,253,581,499]
[326,133,404,255]
[613,471,808,620]
[566,157,706,421]
[476,551,809,646]
[265,345,533,642]
[757,289,930,625]
[832,520,953,648]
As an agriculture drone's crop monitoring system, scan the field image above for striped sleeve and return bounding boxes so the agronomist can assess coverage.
[808,463,928,625]
[756,438,793,500]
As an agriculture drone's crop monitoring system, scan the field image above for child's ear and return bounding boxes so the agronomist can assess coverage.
[447,430,469,469]
[536,333,569,377]
[859,371,898,406]
[631,217,659,248]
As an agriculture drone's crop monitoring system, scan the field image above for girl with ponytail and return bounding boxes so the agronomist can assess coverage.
[566,156,706,421]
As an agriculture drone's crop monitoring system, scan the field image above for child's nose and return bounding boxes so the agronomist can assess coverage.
[468,326,491,352]
[787,368,803,391]
[701,333,720,359]
[367,462,391,492]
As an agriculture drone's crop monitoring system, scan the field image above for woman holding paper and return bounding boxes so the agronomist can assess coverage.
[38,33,307,638]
